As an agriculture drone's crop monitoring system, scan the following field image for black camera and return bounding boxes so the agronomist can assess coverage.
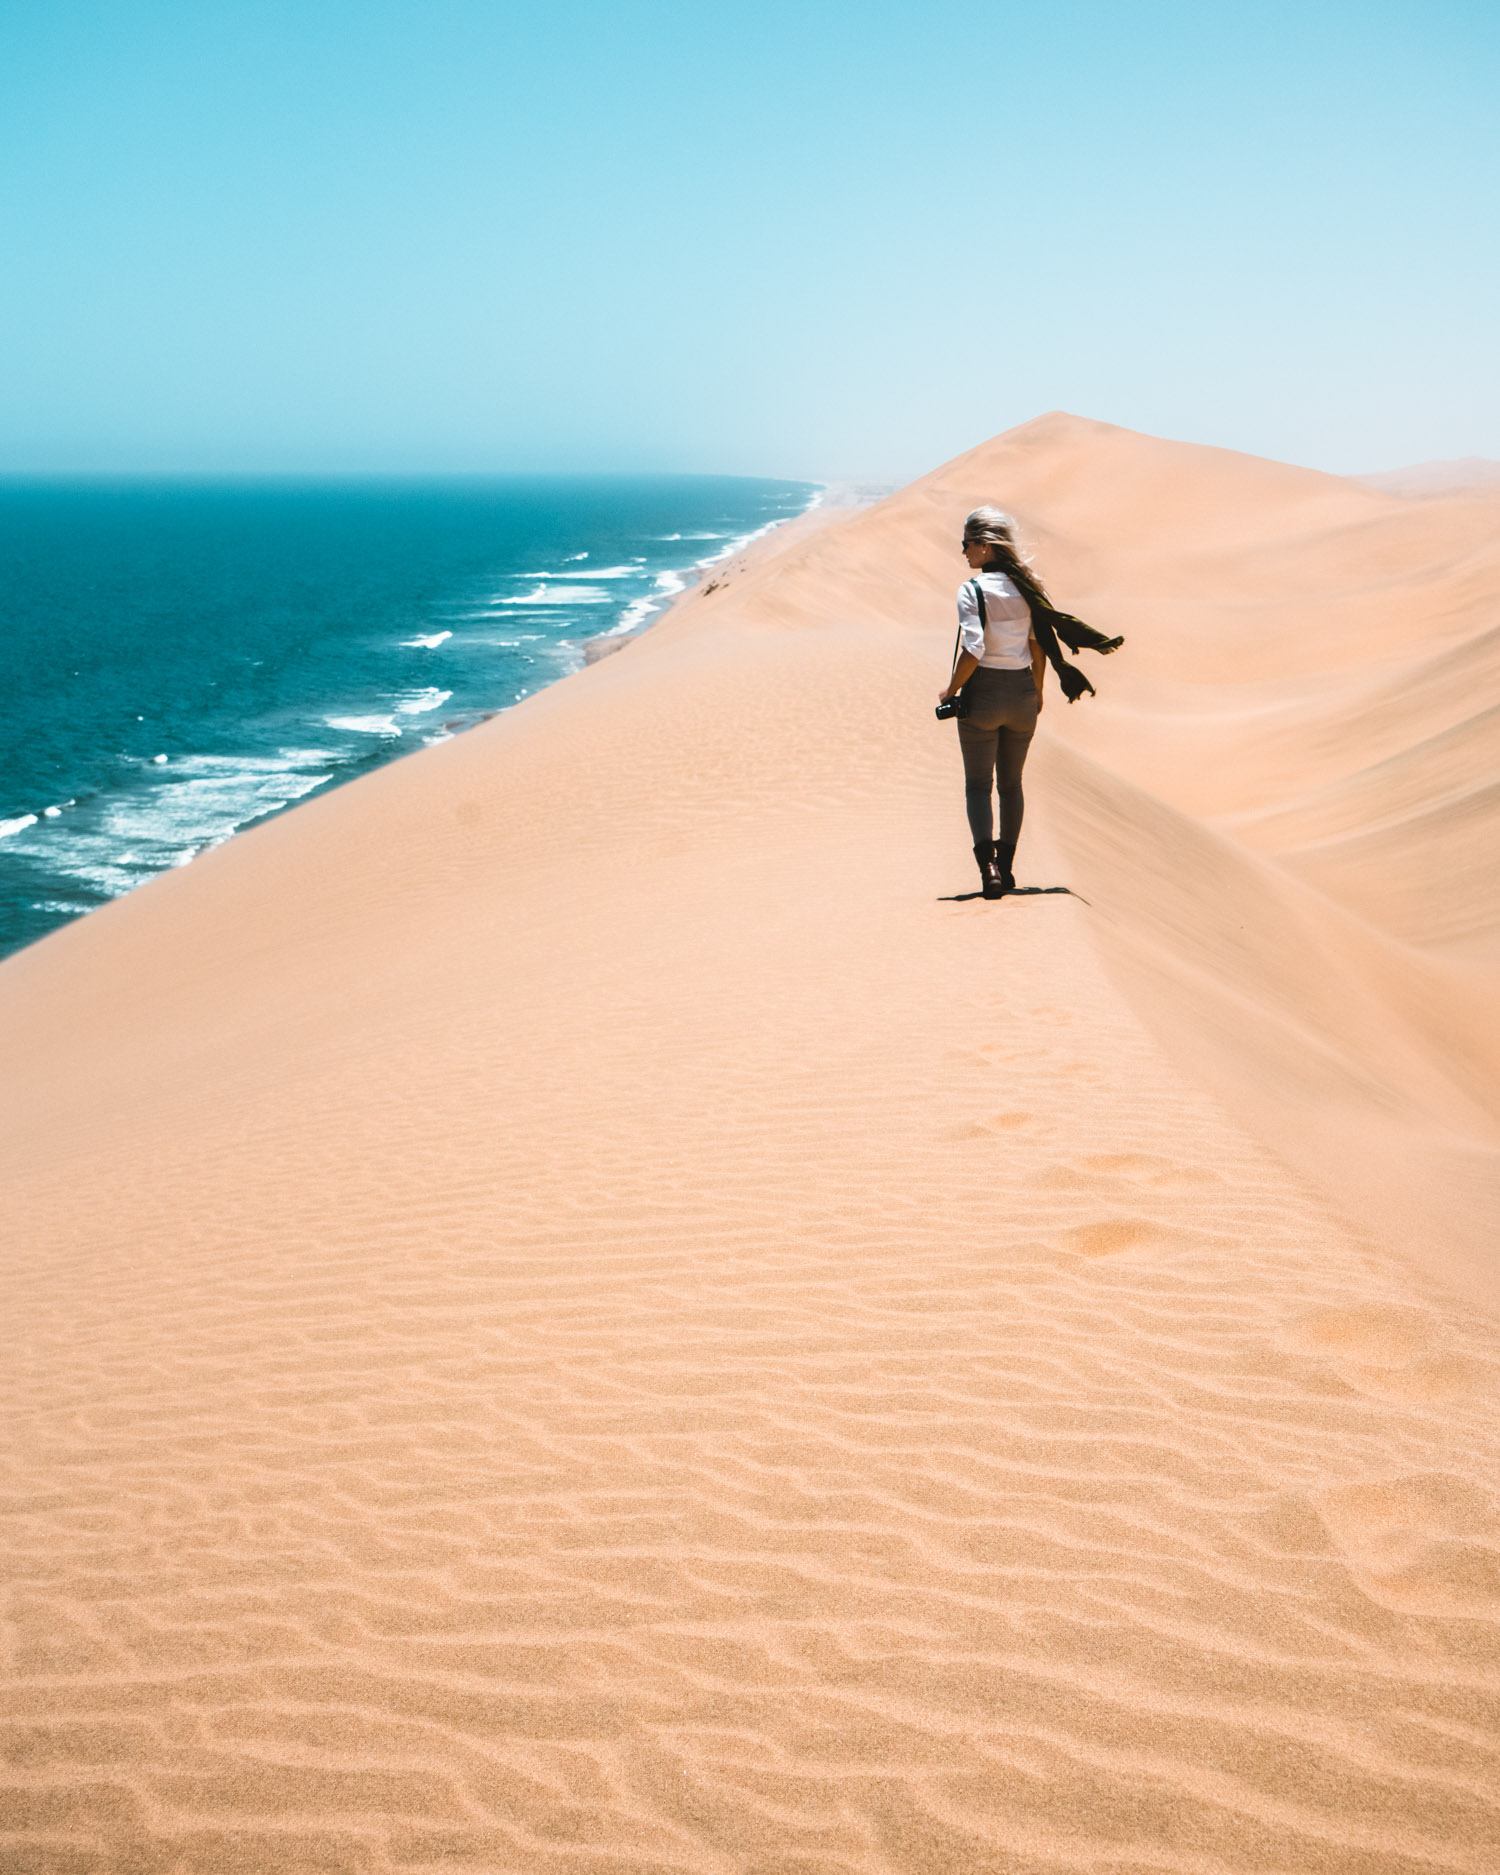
[934,694,968,721]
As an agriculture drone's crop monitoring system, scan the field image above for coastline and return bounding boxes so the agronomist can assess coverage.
[0,475,837,963]
[572,478,889,666]
[2,414,1496,1874]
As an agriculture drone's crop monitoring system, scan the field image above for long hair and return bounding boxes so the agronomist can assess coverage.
[962,506,1054,610]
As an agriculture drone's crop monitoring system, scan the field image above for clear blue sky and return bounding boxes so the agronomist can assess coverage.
[2,0,1495,480]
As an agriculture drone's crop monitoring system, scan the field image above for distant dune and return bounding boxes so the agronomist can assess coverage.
[3,410,1498,1874]
[1355,454,1500,497]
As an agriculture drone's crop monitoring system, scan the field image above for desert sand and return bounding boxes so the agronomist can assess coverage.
[2,411,1497,1874]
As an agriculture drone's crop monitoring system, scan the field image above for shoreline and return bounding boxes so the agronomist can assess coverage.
[571,478,890,667]
[0,475,851,964]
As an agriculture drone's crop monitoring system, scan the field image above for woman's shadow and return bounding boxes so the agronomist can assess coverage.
[938,885,1089,904]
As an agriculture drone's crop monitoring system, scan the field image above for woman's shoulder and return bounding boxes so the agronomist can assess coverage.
[964,569,1018,598]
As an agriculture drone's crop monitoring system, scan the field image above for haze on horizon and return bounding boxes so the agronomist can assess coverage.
[2,0,1495,484]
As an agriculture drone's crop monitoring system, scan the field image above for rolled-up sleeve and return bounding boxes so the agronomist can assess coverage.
[956,582,985,662]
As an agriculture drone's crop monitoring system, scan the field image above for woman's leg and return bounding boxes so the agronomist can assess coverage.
[995,723,1035,847]
[956,717,1000,848]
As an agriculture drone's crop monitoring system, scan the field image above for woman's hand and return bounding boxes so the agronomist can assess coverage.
[1030,640,1047,712]
[937,685,955,706]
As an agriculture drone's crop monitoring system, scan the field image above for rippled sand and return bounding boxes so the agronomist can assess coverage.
[3,413,1498,1873]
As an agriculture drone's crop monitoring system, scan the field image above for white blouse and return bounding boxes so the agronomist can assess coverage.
[957,571,1034,670]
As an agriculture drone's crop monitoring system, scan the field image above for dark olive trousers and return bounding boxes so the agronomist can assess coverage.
[954,666,1039,849]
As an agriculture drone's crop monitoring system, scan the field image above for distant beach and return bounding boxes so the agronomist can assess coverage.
[0,473,825,960]
[578,480,894,664]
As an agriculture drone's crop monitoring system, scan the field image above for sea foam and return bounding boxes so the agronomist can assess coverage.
[395,688,453,715]
[497,585,614,606]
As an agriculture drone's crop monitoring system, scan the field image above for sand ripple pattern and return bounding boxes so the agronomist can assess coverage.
[3,417,1500,1873]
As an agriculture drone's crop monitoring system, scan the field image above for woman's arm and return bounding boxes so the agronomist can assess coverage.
[942,584,985,701]
[1030,635,1046,708]
[941,648,980,702]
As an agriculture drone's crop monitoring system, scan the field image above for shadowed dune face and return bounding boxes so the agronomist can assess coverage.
[888,414,1500,1308]
[2,411,1499,1874]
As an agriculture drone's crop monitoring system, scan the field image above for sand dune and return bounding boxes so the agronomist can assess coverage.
[2,412,1498,1873]
[1357,457,1500,498]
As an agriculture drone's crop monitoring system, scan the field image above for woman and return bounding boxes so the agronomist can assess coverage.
[937,507,1048,899]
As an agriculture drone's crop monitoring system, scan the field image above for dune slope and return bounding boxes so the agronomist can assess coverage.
[2,414,1498,1875]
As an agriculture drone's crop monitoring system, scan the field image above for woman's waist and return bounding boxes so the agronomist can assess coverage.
[968,657,1035,675]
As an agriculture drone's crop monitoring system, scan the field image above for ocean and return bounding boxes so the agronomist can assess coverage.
[0,473,821,961]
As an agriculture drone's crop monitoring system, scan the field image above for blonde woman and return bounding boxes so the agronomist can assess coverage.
[937,507,1122,898]
[937,508,1046,898]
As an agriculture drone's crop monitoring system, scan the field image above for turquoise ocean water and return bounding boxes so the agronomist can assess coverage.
[0,474,820,961]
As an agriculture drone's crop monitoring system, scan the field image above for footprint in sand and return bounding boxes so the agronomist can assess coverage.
[1080,1151,1162,1176]
[944,1111,1035,1141]
[1312,1472,1500,1616]
[1066,1216,1158,1257]
[1050,1140,1215,1215]
[1077,1151,1222,1190]
[1039,1155,1182,1196]
[1288,1301,1431,1362]
[1282,1302,1490,1403]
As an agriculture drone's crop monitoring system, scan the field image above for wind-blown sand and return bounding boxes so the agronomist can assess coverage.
[2,411,1497,1874]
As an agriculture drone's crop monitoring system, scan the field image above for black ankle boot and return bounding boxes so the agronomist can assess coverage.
[991,839,1016,892]
[973,844,1005,899]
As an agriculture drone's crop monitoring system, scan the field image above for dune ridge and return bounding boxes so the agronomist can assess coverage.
[2,411,1498,1874]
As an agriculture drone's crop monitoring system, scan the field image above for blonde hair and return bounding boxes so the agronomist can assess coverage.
[962,506,1052,607]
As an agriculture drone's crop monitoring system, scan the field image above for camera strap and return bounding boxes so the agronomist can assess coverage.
[949,578,980,682]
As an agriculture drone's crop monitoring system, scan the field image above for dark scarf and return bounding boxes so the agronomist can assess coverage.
[975,559,1124,702]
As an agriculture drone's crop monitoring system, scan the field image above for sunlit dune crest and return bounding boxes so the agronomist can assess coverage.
[3,411,1498,1874]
